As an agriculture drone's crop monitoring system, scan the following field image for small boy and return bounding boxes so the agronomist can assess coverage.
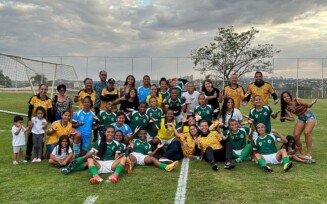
[12,115,27,165]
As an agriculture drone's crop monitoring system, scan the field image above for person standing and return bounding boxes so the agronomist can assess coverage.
[182,82,200,116]
[244,71,278,107]
[222,73,246,110]
[93,70,108,115]
[137,75,151,103]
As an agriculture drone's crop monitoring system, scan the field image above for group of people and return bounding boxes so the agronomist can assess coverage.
[11,70,318,184]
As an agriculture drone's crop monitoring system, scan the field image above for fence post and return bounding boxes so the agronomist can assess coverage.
[296,58,299,97]
[322,58,324,98]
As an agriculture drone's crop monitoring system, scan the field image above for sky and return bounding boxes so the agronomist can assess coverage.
[1,0,327,80]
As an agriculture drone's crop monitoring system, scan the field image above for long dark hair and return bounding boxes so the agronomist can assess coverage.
[126,87,139,102]
[97,125,115,159]
[83,96,93,109]
[281,135,296,150]
[280,91,292,122]
[201,79,213,92]
[220,97,234,124]
[57,135,70,156]
[124,75,135,87]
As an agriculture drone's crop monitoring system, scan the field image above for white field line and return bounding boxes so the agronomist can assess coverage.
[174,157,190,204]
[83,195,98,204]
[0,109,27,116]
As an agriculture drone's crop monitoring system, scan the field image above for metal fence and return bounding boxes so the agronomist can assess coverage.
[16,56,327,98]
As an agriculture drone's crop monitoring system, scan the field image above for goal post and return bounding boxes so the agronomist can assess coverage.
[0,53,82,97]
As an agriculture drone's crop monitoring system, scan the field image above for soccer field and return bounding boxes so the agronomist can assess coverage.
[0,93,326,204]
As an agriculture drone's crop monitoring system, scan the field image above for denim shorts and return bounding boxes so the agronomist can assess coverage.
[298,110,317,123]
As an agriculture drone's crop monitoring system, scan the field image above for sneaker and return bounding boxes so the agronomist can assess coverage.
[21,160,28,163]
[235,158,242,163]
[13,160,18,165]
[25,156,31,162]
[67,159,79,171]
[89,175,103,184]
[283,162,293,172]
[262,165,273,173]
[159,157,173,164]
[32,158,38,163]
[109,173,119,183]
[54,163,62,169]
[125,158,133,174]
[165,161,179,172]
[224,162,235,169]
[60,167,71,175]
[211,163,219,171]
[36,158,42,162]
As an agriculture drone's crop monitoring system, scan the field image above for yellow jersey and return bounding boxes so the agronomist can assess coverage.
[28,95,52,119]
[47,121,73,144]
[223,84,245,109]
[198,131,223,153]
[180,132,195,157]
[247,82,276,107]
[77,89,96,110]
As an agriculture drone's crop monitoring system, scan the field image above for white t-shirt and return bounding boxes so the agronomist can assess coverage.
[219,108,243,128]
[51,145,72,160]
[182,91,200,115]
[12,125,26,146]
[31,117,47,134]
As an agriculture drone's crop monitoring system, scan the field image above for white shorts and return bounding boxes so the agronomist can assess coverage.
[131,152,148,166]
[157,136,175,145]
[97,160,114,174]
[233,149,243,156]
[13,145,24,153]
[262,153,282,164]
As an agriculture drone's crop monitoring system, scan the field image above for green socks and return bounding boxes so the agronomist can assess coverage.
[71,163,86,172]
[89,165,99,176]
[159,163,167,170]
[282,156,290,164]
[114,164,124,175]
[239,144,252,160]
[257,158,267,167]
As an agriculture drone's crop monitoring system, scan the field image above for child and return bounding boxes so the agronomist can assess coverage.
[146,97,164,140]
[194,94,214,126]
[49,135,74,168]
[31,107,48,162]
[97,101,117,140]
[281,135,315,164]
[12,115,27,165]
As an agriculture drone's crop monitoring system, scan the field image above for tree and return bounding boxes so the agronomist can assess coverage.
[31,73,48,86]
[190,26,279,81]
[0,70,12,87]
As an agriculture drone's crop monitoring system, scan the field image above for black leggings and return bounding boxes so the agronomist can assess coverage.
[204,141,233,163]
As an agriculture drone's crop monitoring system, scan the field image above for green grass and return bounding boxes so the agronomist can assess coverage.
[0,93,326,203]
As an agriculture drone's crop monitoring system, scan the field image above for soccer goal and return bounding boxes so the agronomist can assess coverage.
[0,53,82,97]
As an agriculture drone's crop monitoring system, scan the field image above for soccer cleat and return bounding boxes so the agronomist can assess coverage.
[224,162,235,169]
[159,157,173,164]
[262,165,273,173]
[211,163,219,171]
[283,162,293,172]
[54,163,62,169]
[89,175,103,185]
[60,167,71,175]
[109,173,119,183]
[165,161,179,172]
[125,158,133,174]
[67,159,79,171]
[235,158,242,163]
[13,160,18,165]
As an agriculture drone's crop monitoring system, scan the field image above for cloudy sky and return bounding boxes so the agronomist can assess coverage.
[1,0,327,80]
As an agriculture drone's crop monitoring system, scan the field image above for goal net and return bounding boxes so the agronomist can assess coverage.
[0,53,82,97]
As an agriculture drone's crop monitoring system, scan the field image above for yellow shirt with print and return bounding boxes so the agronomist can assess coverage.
[100,88,119,110]
[146,93,163,108]
[47,121,73,144]
[29,95,52,117]
[180,132,195,157]
[223,85,245,109]
[247,82,275,107]
[198,131,223,153]
[157,118,176,140]
[77,89,96,110]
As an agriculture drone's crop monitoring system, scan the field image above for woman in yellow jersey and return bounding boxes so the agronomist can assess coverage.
[74,78,96,110]
[25,84,52,161]
[146,84,163,108]
[151,109,183,162]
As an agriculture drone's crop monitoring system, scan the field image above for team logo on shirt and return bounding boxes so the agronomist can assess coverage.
[103,116,106,120]
[80,116,84,120]
[112,146,115,151]
[255,114,258,118]
[135,116,139,120]
[143,119,146,123]
[258,142,262,147]
[264,112,268,116]
[268,139,271,144]
[240,134,244,138]
[206,110,210,114]
[136,142,140,146]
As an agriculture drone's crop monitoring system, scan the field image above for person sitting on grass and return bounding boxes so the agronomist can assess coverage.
[128,127,179,173]
[111,112,133,144]
[61,125,128,184]
[11,115,28,165]
[280,135,315,164]
[49,135,74,168]
[197,120,235,171]
[253,123,293,173]
[222,119,253,163]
